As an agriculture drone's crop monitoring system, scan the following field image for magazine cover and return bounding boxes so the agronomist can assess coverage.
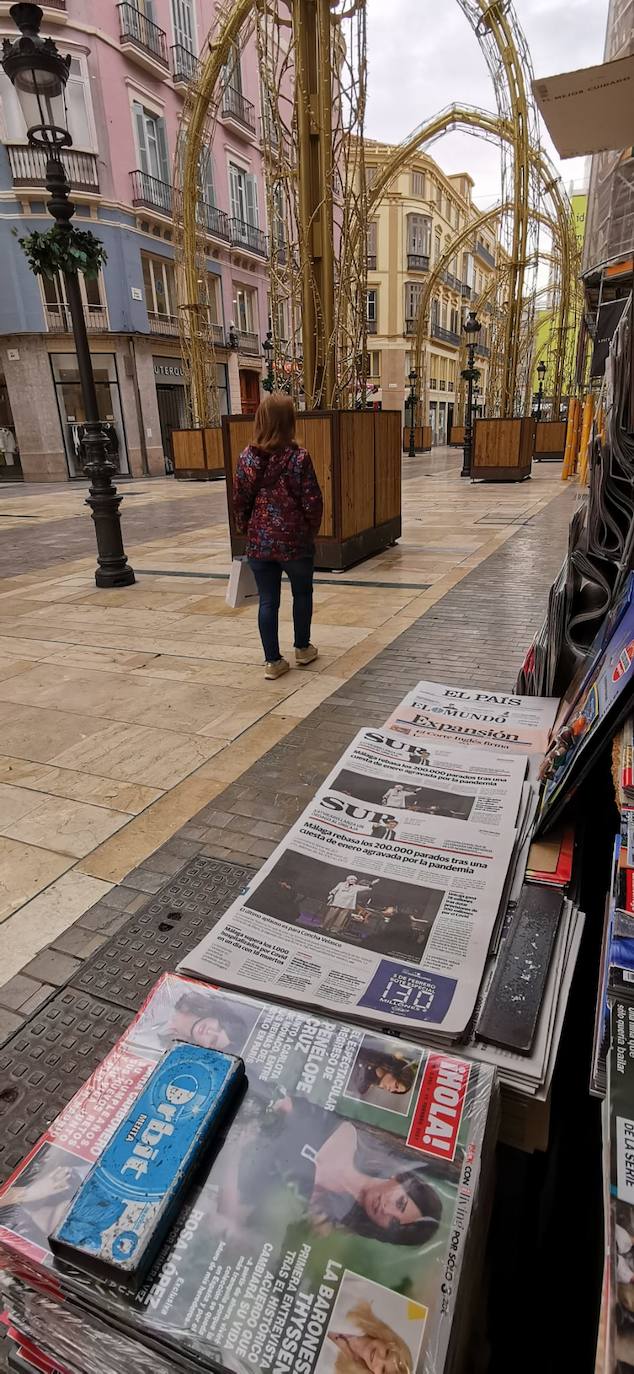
[607,997,634,1367]
[0,975,498,1374]
[383,681,558,763]
[179,782,517,1042]
[320,728,527,837]
[538,593,634,834]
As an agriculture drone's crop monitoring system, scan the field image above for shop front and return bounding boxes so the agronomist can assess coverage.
[153,357,229,472]
[50,352,129,479]
[0,372,21,482]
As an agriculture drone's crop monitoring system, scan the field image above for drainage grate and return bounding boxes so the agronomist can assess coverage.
[70,857,254,1012]
[0,989,131,1184]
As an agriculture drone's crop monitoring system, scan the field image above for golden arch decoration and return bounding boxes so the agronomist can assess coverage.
[174,0,578,427]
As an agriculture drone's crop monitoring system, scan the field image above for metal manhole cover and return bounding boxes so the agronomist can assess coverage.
[70,857,254,1012]
[0,989,131,1184]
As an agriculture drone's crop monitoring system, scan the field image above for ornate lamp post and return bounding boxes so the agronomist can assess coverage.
[262,329,274,393]
[460,309,482,479]
[536,359,546,421]
[2,3,134,587]
[407,368,418,458]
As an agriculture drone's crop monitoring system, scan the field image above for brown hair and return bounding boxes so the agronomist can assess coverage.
[253,393,296,453]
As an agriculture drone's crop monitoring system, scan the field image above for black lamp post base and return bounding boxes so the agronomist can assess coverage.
[83,440,135,588]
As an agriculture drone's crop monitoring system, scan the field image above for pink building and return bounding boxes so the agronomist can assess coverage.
[0,0,270,482]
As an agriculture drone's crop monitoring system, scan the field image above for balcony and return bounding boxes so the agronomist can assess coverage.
[431,322,460,346]
[230,218,268,256]
[7,144,99,192]
[44,304,108,333]
[476,343,491,358]
[131,169,172,216]
[198,201,230,241]
[118,3,169,77]
[407,253,429,272]
[367,254,377,271]
[404,319,418,335]
[366,319,378,335]
[238,330,260,356]
[148,311,178,336]
[222,86,257,135]
[171,43,198,86]
[211,323,225,347]
[461,282,472,299]
[441,269,462,292]
[474,239,495,268]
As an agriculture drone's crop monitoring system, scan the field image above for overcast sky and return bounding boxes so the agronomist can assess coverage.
[364,0,610,206]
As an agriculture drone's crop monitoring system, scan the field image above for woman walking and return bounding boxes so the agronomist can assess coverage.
[233,393,323,679]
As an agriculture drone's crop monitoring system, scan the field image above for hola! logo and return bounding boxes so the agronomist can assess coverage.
[613,640,634,683]
[407,1054,470,1161]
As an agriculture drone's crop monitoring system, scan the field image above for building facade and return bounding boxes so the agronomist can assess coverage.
[0,0,270,483]
[364,142,497,445]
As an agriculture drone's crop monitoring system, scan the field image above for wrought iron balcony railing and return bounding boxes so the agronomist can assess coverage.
[475,342,491,358]
[366,253,377,271]
[148,312,178,336]
[229,218,268,255]
[198,201,230,240]
[171,43,197,84]
[222,85,256,133]
[407,252,429,271]
[461,282,472,299]
[474,239,495,268]
[441,269,462,292]
[404,319,418,335]
[118,2,168,67]
[431,322,461,346]
[366,318,378,334]
[238,330,260,355]
[130,169,172,214]
[7,144,99,191]
[44,304,108,333]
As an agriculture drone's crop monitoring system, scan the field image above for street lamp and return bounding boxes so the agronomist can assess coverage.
[536,360,546,421]
[407,367,418,458]
[2,3,133,586]
[262,329,274,393]
[460,309,482,479]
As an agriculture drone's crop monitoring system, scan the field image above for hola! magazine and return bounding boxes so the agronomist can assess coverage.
[0,974,498,1374]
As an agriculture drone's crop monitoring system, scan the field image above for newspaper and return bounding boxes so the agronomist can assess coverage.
[321,727,528,837]
[0,973,498,1374]
[180,781,518,1041]
[384,680,558,765]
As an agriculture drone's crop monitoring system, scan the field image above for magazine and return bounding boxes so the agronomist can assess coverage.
[383,681,558,763]
[179,781,518,1042]
[607,997,634,1367]
[320,727,528,837]
[0,974,498,1374]
[538,591,634,833]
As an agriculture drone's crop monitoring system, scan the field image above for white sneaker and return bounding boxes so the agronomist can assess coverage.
[265,657,290,680]
[295,645,318,666]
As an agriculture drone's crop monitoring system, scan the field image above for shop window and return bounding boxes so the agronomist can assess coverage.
[50,352,129,479]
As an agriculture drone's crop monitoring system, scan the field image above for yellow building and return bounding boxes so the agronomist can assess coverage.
[363,142,499,444]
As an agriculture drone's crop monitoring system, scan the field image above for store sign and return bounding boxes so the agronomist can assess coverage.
[153,358,186,381]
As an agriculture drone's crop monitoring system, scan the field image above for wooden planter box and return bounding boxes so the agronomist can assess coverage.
[534,420,567,463]
[402,425,432,452]
[173,427,225,480]
[449,425,465,447]
[224,409,402,571]
[472,417,535,482]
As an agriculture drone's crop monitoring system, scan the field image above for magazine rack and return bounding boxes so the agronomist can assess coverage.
[223,409,402,571]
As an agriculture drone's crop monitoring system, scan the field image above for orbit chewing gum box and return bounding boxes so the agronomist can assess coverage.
[49,1042,245,1289]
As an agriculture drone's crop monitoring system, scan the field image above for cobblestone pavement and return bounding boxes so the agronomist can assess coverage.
[0,483,575,1181]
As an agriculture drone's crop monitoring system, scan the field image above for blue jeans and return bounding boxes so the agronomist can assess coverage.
[248,556,314,663]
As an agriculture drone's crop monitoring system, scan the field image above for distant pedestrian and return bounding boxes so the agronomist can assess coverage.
[233,394,323,680]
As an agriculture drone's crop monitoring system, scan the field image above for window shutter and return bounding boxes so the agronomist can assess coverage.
[133,101,148,172]
[246,175,258,227]
[200,148,214,206]
[156,118,170,185]
[229,164,241,220]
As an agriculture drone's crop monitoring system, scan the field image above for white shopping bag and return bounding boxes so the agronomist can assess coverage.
[226,557,259,609]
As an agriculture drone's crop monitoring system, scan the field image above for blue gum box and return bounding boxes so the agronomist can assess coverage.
[49,1043,245,1289]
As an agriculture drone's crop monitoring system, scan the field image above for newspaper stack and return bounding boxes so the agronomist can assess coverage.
[181,682,582,1110]
[0,973,499,1374]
